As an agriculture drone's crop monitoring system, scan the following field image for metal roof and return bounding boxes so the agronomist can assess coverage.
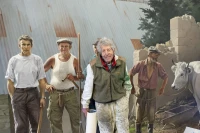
[0,0,148,94]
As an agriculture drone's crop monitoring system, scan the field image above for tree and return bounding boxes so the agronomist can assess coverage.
[138,0,200,47]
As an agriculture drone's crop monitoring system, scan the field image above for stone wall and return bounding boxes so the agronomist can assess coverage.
[0,95,14,133]
[170,14,200,62]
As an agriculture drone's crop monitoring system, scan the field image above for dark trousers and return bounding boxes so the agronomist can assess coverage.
[89,98,100,133]
[11,88,40,133]
[136,88,156,124]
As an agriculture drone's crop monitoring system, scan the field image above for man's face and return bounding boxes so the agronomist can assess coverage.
[58,42,71,55]
[101,45,114,63]
[93,45,98,55]
[149,52,160,62]
[19,40,32,56]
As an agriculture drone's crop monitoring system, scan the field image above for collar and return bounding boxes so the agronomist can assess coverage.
[100,55,116,71]
[95,55,120,69]
[144,58,157,69]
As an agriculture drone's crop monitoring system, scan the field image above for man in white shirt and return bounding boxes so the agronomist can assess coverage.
[5,35,50,133]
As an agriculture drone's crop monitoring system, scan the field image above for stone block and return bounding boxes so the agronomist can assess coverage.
[182,14,196,23]
[170,15,193,31]
[0,95,8,100]
[0,116,10,123]
[171,37,192,46]
[0,105,9,111]
[180,19,192,31]
[168,47,175,52]
[0,123,5,129]
[0,100,9,105]
[197,22,200,27]
[133,49,147,64]
[190,38,200,46]
[186,25,200,39]
[156,43,165,51]
[170,29,188,39]
[170,17,182,30]
[139,49,147,60]
[175,45,200,61]
[166,40,173,47]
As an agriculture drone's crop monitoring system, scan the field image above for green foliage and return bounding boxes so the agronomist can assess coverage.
[138,0,200,47]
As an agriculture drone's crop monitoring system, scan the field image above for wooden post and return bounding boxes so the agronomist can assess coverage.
[77,33,82,133]
[37,107,43,133]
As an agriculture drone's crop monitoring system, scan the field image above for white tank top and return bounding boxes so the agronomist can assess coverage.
[50,53,76,90]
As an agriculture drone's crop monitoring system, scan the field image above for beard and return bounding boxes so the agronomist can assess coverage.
[150,57,157,63]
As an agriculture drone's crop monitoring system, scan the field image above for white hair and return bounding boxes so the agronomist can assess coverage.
[96,37,115,54]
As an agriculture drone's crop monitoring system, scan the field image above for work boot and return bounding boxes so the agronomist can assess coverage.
[147,124,153,133]
[136,124,141,133]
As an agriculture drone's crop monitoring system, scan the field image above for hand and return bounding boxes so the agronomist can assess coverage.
[9,93,14,99]
[77,71,84,79]
[131,86,136,94]
[46,84,54,93]
[67,73,75,81]
[159,87,165,95]
[82,108,89,117]
[40,98,46,108]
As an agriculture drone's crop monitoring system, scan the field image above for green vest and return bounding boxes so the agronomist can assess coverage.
[90,56,127,103]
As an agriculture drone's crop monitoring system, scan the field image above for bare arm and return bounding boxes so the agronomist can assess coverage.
[44,56,55,72]
[38,78,46,98]
[7,79,15,98]
[66,58,84,81]
[38,78,50,107]
[129,70,136,94]
[159,77,168,95]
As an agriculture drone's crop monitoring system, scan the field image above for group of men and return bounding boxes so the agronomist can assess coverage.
[5,35,168,133]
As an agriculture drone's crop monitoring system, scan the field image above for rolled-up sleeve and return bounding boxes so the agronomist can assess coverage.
[131,61,142,76]
[81,64,94,108]
[5,58,15,82]
[158,64,168,80]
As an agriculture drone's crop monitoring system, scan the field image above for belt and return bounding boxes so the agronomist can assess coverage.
[55,87,74,92]
[15,87,37,91]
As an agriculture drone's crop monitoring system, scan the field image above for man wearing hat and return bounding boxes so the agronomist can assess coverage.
[82,39,100,133]
[129,46,168,133]
[83,39,99,80]
[44,38,83,133]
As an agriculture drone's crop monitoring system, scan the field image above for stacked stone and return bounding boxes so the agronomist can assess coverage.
[170,14,200,62]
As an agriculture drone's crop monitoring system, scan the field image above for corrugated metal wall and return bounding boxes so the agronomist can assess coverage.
[0,0,148,94]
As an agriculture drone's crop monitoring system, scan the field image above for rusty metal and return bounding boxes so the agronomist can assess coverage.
[0,0,149,94]
[54,15,77,37]
[0,9,7,37]
[131,39,143,50]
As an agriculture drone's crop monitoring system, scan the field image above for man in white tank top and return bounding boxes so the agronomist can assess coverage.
[5,35,51,133]
[44,38,83,133]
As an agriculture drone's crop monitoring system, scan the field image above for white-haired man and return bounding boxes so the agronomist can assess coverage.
[82,37,132,133]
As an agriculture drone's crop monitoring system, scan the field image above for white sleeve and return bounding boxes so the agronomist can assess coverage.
[81,64,94,108]
[5,57,15,82]
[36,56,46,80]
